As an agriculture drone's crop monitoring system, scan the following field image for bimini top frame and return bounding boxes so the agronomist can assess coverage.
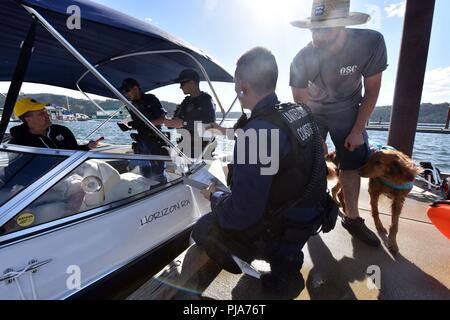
[21,4,191,165]
[75,50,238,144]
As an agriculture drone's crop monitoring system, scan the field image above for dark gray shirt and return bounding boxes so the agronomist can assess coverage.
[290,28,388,113]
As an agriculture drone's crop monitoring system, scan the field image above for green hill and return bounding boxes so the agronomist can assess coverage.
[370,103,449,124]
[218,104,450,124]
[1,93,448,123]
[0,93,178,117]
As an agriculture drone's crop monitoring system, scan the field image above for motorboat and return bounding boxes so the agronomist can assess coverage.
[0,0,235,300]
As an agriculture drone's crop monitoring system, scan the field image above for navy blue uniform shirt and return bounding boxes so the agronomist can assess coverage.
[129,93,166,140]
[211,93,318,231]
[174,92,216,134]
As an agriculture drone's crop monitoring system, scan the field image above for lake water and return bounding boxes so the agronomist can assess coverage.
[7,120,450,172]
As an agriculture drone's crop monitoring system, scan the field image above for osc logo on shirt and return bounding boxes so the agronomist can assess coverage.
[340,65,358,76]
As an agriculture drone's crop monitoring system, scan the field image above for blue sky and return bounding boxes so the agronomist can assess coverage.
[2,0,449,109]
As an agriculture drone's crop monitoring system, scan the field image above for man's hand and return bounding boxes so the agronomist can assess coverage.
[207,122,227,135]
[88,141,99,150]
[165,117,184,129]
[292,87,309,105]
[87,137,104,150]
[201,182,217,201]
[344,131,364,152]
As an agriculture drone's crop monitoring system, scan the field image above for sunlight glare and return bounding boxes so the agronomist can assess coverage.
[242,0,312,24]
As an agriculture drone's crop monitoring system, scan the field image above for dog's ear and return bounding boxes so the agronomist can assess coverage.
[403,166,418,182]
[390,160,416,182]
[389,161,402,177]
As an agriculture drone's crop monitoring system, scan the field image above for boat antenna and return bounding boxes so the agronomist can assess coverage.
[66,96,70,112]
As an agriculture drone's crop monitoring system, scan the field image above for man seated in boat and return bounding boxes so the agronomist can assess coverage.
[164,69,217,159]
[9,98,100,150]
[119,78,168,182]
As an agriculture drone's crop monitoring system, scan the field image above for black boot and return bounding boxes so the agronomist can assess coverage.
[260,256,305,298]
[341,217,381,247]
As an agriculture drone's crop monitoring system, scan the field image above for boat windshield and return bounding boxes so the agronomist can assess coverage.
[0,150,67,208]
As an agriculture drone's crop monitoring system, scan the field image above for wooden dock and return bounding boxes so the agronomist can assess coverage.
[127,179,450,300]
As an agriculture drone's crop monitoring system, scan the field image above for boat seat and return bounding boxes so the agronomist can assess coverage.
[107,172,160,203]
[75,160,161,210]
[74,159,122,209]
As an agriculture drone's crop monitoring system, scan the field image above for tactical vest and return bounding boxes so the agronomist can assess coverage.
[248,103,327,214]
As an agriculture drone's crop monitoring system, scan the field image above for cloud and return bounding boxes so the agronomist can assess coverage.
[385,1,406,18]
[0,82,108,100]
[422,67,450,103]
[205,0,219,13]
[377,67,450,105]
[365,4,383,31]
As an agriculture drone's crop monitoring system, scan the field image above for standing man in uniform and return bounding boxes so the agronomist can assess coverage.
[120,78,168,182]
[164,69,216,159]
[290,0,388,247]
[192,47,328,297]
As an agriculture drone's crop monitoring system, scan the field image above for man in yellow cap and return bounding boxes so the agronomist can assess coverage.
[290,0,388,247]
[9,98,100,150]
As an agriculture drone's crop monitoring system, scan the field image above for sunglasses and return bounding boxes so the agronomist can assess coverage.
[180,80,191,86]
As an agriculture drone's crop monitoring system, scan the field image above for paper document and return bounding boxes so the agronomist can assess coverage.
[184,169,229,192]
[232,255,261,279]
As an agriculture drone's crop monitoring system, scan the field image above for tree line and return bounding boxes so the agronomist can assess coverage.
[1,94,448,124]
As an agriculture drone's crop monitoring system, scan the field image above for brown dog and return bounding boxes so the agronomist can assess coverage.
[325,152,346,213]
[359,150,421,253]
[327,150,420,253]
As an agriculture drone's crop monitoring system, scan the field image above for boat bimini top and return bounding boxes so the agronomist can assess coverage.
[0,0,234,158]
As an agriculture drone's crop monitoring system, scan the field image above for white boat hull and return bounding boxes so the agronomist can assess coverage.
[0,183,211,300]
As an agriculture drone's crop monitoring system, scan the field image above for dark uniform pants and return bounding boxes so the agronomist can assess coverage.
[192,212,321,274]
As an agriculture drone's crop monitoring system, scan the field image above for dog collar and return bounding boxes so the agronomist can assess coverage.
[378,178,414,190]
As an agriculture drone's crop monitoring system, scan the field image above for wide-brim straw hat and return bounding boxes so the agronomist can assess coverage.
[291,0,370,29]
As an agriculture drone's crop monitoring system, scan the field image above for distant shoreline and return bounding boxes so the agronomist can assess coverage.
[366,127,450,135]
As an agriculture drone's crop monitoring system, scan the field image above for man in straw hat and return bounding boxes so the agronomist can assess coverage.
[290,0,388,247]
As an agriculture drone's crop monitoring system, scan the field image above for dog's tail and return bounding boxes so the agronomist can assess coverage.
[326,160,339,180]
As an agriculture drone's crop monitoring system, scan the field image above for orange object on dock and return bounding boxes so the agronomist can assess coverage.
[428,201,450,240]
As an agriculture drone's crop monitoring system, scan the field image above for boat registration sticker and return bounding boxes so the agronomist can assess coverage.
[16,212,35,228]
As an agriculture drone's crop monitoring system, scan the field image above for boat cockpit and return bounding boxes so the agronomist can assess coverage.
[0,144,189,240]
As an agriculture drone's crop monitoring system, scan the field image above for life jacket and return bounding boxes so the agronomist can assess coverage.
[428,201,450,239]
[246,102,327,214]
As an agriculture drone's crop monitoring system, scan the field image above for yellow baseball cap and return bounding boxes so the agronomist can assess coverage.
[14,98,48,118]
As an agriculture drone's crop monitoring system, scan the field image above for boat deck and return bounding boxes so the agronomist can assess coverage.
[128,179,450,300]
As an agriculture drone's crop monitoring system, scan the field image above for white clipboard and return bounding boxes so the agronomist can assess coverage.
[184,169,229,193]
